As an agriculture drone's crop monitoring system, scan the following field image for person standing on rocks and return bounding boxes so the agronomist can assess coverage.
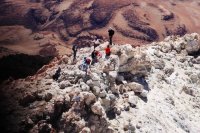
[91,49,101,65]
[105,45,111,59]
[108,27,115,45]
[83,57,91,75]
[52,67,61,81]
[72,44,78,61]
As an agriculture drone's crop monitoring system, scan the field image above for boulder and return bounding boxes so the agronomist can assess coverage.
[152,59,165,69]
[101,96,111,110]
[161,42,172,53]
[113,106,121,115]
[80,82,90,91]
[106,126,115,133]
[80,127,91,133]
[101,94,116,111]
[123,103,130,111]
[108,71,118,82]
[111,84,119,94]
[62,55,69,64]
[44,92,53,102]
[182,85,195,96]
[19,93,36,106]
[119,84,130,94]
[164,67,174,76]
[92,86,101,96]
[33,33,44,40]
[86,80,94,87]
[64,94,71,109]
[185,40,200,54]
[91,101,105,116]
[127,82,144,93]
[119,53,151,76]
[119,53,129,65]
[140,90,148,98]
[82,92,96,105]
[38,121,53,133]
[189,74,199,84]
[128,96,138,108]
[99,90,107,98]
[90,72,101,81]
[111,45,120,55]
[172,40,186,53]
[54,95,65,115]
[59,81,71,89]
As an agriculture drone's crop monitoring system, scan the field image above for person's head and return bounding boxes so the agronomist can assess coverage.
[107,45,110,48]
[84,57,86,60]
[109,27,112,30]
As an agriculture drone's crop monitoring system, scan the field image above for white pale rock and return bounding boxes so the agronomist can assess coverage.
[108,71,118,81]
[161,42,172,53]
[128,96,138,107]
[119,53,129,65]
[127,82,144,93]
[140,90,148,98]
[80,127,91,133]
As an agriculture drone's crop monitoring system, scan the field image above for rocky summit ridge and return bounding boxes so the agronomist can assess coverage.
[0,33,200,133]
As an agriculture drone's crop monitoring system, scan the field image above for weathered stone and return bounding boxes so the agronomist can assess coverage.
[64,94,71,109]
[38,121,52,133]
[44,92,53,102]
[111,84,119,94]
[185,40,200,54]
[82,92,96,105]
[182,85,195,96]
[62,55,69,64]
[127,82,144,93]
[99,90,107,98]
[80,82,90,91]
[189,74,199,84]
[91,101,105,116]
[33,33,44,40]
[161,42,172,53]
[92,86,101,96]
[113,106,121,115]
[152,59,165,69]
[19,93,36,106]
[54,95,65,115]
[80,127,91,133]
[128,96,138,108]
[59,81,71,89]
[108,71,118,82]
[86,80,94,87]
[140,90,148,98]
[164,67,174,76]
[124,103,130,111]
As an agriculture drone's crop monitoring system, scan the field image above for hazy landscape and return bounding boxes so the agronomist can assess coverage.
[0,0,200,133]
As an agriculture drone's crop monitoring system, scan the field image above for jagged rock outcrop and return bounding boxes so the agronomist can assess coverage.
[0,33,200,133]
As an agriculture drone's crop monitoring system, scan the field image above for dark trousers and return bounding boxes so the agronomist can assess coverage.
[109,36,113,45]
[73,51,77,61]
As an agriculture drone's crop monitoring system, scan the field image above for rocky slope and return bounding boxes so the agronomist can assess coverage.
[0,33,200,133]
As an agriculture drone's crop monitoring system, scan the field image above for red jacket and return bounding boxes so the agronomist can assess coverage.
[105,48,111,54]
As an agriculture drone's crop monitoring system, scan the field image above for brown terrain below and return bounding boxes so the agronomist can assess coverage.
[0,0,200,56]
